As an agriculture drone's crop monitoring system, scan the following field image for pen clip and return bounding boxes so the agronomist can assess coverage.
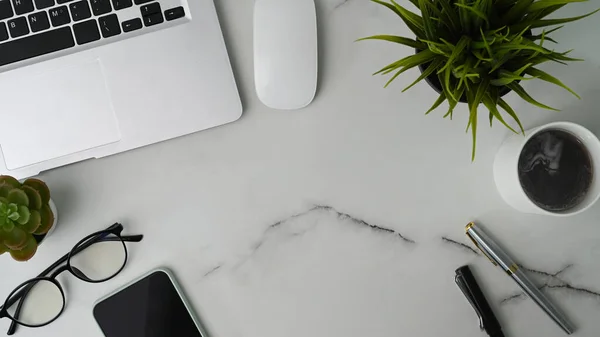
[455,271,485,331]
[465,223,497,266]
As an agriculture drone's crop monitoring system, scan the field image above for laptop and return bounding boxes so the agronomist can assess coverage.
[0,0,241,178]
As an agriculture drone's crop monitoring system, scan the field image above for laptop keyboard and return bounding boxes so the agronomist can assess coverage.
[0,0,186,67]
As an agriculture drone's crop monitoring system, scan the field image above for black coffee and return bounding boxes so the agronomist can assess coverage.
[518,129,593,212]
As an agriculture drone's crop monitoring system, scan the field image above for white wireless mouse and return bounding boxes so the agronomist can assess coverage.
[254,0,318,110]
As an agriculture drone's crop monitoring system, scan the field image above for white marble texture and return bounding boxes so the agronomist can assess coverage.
[1,0,600,336]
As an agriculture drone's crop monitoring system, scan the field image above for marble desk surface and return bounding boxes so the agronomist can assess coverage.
[1,0,600,336]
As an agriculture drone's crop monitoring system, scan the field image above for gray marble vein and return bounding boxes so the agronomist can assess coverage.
[546,284,600,299]
[500,265,573,304]
[441,236,480,255]
[501,265,600,304]
[203,265,222,277]
[440,236,600,304]
[227,205,416,270]
[332,0,351,10]
[266,205,416,243]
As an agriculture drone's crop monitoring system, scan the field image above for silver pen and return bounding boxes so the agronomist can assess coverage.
[465,222,575,335]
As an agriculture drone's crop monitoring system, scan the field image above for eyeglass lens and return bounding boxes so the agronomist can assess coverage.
[69,232,126,282]
[6,279,64,326]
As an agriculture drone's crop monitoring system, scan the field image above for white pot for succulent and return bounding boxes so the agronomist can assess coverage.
[34,199,58,244]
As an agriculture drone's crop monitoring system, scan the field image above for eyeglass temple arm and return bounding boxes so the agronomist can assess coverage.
[121,235,144,243]
[6,292,26,335]
[4,229,142,335]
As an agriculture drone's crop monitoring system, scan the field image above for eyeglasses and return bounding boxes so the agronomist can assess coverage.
[0,223,143,335]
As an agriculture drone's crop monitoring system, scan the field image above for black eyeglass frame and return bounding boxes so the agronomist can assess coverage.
[0,223,143,334]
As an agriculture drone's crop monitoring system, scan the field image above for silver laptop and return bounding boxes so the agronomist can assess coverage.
[0,0,241,178]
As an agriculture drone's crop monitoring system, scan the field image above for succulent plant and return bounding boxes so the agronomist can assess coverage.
[360,0,599,159]
[0,176,53,262]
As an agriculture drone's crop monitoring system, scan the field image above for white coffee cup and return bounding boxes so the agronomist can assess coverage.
[493,121,600,216]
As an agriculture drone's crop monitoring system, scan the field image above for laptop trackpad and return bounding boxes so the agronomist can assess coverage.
[0,60,121,170]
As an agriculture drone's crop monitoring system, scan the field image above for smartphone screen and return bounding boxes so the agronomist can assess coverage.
[93,270,203,337]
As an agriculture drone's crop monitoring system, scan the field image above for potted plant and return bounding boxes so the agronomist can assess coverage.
[0,175,56,261]
[359,0,599,159]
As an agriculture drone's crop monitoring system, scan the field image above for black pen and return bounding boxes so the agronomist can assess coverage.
[455,265,504,337]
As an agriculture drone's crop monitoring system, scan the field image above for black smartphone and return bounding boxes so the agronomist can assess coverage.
[93,268,205,337]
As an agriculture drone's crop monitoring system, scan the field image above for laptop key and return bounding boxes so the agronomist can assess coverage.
[56,0,74,3]
[0,0,13,20]
[12,0,34,15]
[69,0,90,21]
[49,5,70,26]
[28,11,50,32]
[142,12,161,26]
[111,0,130,10]
[0,22,8,41]
[34,0,53,9]
[73,19,99,44]
[90,0,111,16]
[133,0,151,4]
[98,13,119,38]
[121,17,141,32]
[164,6,184,21]
[0,26,75,66]
[140,2,159,16]
[8,17,28,37]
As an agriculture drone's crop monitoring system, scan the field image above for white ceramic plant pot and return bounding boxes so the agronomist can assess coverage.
[36,199,58,244]
[493,121,600,217]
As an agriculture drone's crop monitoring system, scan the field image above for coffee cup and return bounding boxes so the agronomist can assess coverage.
[494,121,600,216]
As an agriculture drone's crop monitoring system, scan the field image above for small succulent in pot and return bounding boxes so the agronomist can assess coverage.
[0,176,54,261]
[359,0,599,160]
